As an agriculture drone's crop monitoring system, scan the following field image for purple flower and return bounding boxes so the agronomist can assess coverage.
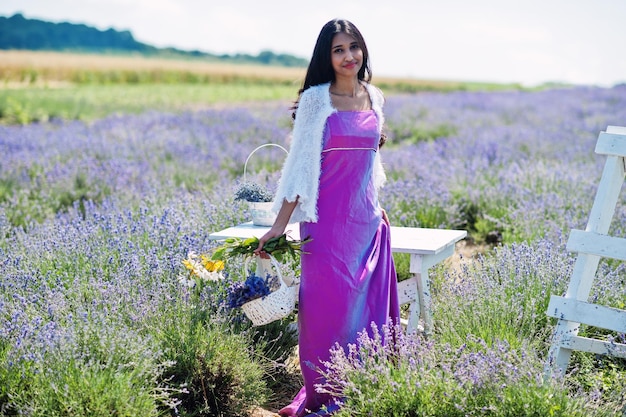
[226,272,277,309]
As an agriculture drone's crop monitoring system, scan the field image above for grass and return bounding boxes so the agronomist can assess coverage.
[0,83,299,123]
[0,50,526,124]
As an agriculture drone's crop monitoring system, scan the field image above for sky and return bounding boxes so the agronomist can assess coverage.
[2,0,626,87]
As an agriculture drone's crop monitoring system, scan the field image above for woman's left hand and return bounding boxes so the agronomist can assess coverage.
[382,209,390,226]
[254,227,285,259]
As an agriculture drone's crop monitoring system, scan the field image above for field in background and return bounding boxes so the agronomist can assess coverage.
[0,50,307,85]
[0,50,525,124]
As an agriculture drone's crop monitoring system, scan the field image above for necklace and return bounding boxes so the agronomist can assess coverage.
[330,84,363,98]
[330,91,355,97]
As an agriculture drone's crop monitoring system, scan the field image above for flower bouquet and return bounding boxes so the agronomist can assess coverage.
[234,182,274,204]
[178,252,225,289]
[226,270,278,309]
[234,182,276,227]
[212,233,312,326]
[211,233,311,264]
[226,256,296,326]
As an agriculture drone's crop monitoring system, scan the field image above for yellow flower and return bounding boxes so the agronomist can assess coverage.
[201,255,225,272]
[182,259,197,274]
[180,252,224,284]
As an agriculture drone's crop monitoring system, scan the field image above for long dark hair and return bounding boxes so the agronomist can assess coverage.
[303,19,371,91]
[292,19,372,118]
[291,19,386,147]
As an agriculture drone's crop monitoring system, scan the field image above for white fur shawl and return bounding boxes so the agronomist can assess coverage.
[272,82,387,223]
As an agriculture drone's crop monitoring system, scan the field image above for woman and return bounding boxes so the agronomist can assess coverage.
[255,18,400,416]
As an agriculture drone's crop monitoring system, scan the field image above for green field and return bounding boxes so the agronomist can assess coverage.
[0,83,301,124]
[0,50,526,124]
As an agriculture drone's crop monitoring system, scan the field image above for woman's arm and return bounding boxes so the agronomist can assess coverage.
[271,85,332,223]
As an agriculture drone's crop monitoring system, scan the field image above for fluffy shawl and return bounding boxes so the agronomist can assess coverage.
[272,82,387,223]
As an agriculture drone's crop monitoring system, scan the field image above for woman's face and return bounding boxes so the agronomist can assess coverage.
[330,32,363,78]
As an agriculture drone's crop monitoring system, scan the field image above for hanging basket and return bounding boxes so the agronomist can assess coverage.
[241,256,298,326]
[243,143,288,226]
[249,201,276,227]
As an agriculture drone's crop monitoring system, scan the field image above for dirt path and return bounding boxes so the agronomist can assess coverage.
[251,407,281,417]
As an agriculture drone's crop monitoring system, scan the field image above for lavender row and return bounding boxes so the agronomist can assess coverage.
[1,85,625,413]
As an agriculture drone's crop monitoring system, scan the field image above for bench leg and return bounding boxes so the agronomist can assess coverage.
[397,276,421,333]
[410,254,433,336]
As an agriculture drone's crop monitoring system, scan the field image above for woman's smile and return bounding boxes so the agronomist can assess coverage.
[331,32,363,77]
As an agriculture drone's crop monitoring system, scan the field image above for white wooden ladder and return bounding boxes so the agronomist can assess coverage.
[545,125,626,378]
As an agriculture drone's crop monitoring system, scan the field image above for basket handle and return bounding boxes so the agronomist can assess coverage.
[243,143,288,183]
[244,255,288,289]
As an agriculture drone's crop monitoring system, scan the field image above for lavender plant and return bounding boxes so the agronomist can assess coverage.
[317,322,612,417]
[431,239,576,349]
[1,85,625,414]
[380,85,626,243]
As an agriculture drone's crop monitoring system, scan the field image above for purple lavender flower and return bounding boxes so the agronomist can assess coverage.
[2,86,626,414]
[226,272,276,309]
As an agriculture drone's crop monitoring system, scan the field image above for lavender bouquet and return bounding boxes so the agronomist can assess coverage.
[226,271,280,309]
[234,181,277,226]
[234,182,274,203]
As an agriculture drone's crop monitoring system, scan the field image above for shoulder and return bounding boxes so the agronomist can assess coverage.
[300,83,331,103]
[295,83,332,117]
[365,83,385,105]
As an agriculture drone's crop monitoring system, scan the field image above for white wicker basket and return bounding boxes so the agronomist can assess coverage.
[241,256,298,326]
[243,143,288,226]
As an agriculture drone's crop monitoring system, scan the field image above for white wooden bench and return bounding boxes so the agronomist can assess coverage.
[209,222,466,334]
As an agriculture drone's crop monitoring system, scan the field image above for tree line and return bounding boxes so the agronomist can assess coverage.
[0,13,307,67]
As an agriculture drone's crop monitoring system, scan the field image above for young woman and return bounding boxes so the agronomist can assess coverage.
[255,18,400,416]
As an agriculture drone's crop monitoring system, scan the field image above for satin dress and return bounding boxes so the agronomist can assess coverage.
[279,110,400,417]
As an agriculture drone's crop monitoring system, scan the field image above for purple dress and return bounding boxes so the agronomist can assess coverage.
[280,110,400,416]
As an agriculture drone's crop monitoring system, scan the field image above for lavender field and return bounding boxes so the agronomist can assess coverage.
[1,85,626,416]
